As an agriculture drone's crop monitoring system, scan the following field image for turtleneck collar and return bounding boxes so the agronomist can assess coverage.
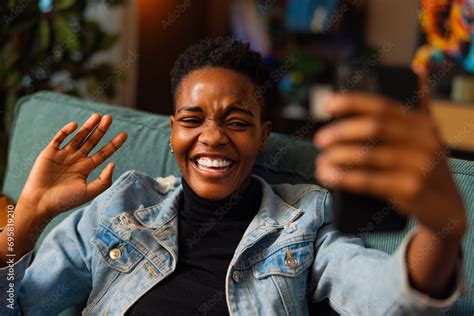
[180,177,262,222]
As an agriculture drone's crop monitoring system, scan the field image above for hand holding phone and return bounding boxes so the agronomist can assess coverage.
[314,65,421,234]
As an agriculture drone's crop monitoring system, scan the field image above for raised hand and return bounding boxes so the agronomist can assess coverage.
[19,113,128,217]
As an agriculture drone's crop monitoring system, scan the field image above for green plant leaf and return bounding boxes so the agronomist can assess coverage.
[54,0,76,11]
[80,20,100,54]
[52,16,79,54]
[6,71,21,89]
[98,33,119,51]
[84,75,101,96]
[0,44,18,71]
[32,19,50,56]
[104,0,128,6]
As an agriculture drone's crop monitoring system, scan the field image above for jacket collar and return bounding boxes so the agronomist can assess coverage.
[133,174,303,230]
[132,174,304,265]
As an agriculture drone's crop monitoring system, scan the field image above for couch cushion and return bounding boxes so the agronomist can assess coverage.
[3,91,473,315]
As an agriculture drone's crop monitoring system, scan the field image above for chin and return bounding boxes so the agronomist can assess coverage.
[190,180,237,201]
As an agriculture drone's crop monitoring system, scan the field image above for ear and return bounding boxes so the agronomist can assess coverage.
[169,115,175,130]
[259,120,272,151]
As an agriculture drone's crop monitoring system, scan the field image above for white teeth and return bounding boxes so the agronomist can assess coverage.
[196,158,232,168]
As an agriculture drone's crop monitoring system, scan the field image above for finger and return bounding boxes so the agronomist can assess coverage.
[49,122,78,149]
[85,162,115,200]
[325,92,409,120]
[63,113,102,151]
[77,114,113,156]
[316,163,416,206]
[89,132,128,167]
[316,114,442,154]
[317,144,428,172]
[314,116,417,148]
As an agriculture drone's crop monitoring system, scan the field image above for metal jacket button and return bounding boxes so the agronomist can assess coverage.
[285,247,298,268]
[285,257,298,268]
[232,270,242,283]
[109,248,122,260]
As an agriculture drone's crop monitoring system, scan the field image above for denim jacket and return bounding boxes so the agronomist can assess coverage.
[0,170,464,315]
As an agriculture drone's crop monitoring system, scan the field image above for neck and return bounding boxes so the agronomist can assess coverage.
[180,176,262,221]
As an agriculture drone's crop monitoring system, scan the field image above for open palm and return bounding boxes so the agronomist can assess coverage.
[19,113,128,216]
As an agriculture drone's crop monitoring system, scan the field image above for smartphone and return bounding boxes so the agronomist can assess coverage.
[315,65,419,234]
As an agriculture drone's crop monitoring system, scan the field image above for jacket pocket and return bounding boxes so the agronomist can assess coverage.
[91,225,144,273]
[251,240,314,279]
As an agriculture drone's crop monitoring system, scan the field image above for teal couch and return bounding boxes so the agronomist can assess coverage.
[2,91,473,315]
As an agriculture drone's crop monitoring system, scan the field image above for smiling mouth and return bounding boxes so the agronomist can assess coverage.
[191,157,235,173]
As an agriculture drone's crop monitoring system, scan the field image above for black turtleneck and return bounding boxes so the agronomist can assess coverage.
[126,176,262,316]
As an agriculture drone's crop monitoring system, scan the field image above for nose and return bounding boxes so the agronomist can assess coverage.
[198,120,229,147]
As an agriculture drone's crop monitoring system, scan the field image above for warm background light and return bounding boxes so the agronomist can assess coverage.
[136,0,230,115]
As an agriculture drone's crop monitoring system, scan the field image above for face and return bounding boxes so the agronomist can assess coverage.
[170,67,271,200]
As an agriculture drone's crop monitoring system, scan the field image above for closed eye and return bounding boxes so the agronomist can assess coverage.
[228,121,250,127]
[227,121,253,130]
[179,118,202,126]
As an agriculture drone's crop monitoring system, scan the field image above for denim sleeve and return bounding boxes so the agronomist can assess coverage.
[0,205,93,316]
[0,249,34,315]
[0,170,135,315]
[310,191,466,315]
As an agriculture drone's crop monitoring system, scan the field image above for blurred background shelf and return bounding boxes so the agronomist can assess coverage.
[431,99,474,153]
[271,99,474,161]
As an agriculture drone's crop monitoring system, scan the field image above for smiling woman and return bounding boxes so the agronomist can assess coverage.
[0,38,468,316]
[168,38,272,201]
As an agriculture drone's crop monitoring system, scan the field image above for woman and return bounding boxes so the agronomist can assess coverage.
[0,38,467,315]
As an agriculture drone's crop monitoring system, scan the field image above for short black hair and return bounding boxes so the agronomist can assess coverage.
[170,37,273,118]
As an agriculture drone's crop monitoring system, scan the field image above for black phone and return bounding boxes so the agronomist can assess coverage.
[316,65,420,234]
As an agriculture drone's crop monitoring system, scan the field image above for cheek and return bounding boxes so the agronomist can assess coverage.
[232,133,260,161]
[171,128,198,160]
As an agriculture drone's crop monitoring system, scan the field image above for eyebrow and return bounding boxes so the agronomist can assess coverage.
[176,105,254,118]
[223,105,254,118]
[176,106,203,114]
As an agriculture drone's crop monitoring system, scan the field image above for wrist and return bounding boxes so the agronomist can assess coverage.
[0,199,52,264]
[16,198,52,229]
[418,214,467,244]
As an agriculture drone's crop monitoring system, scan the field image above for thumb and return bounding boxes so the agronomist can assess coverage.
[86,162,115,200]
